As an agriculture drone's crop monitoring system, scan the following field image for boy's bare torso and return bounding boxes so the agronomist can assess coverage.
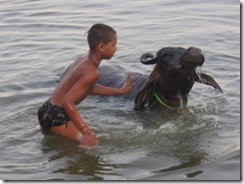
[50,56,98,107]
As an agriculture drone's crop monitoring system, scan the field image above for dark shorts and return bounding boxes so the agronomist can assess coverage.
[37,99,70,130]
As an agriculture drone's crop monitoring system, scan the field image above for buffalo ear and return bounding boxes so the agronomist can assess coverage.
[134,79,157,110]
[196,73,223,93]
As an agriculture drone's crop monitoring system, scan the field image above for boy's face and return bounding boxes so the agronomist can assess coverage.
[101,34,117,60]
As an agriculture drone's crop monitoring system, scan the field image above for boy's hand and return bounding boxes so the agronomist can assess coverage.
[121,73,134,94]
[79,127,98,148]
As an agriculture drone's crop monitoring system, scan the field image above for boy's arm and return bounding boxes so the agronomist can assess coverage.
[90,73,134,96]
[62,72,99,131]
[89,83,124,95]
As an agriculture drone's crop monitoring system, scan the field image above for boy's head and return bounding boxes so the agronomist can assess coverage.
[87,23,116,50]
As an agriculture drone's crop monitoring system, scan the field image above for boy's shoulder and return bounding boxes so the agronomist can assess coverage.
[82,65,100,81]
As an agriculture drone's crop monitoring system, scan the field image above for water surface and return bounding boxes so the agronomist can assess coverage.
[0,0,240,180]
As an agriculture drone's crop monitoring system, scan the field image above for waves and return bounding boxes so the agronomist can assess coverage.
[0,0,240,180]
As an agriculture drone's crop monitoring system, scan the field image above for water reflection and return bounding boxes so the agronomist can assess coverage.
[153,153,206,176]
[41,135,118,180]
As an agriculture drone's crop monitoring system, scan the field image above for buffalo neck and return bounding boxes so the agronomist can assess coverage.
[152,91,188,110]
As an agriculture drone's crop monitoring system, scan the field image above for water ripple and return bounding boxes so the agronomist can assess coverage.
[0,0,240,180]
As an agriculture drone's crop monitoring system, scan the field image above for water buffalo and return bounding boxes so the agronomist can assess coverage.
[98,47,223,110]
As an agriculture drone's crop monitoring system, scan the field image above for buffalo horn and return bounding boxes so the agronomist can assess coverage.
[140,53,158,65]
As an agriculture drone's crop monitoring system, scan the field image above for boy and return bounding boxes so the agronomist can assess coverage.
[37,23,134,148]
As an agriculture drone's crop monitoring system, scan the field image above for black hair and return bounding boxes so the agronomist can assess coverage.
[87,23,116,50]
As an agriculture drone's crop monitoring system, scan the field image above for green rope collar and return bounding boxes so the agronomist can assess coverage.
[154,93,176,110]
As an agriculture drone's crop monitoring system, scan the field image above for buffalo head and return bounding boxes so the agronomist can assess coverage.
[134,47,223,110]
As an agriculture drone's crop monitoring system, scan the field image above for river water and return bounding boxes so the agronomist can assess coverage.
[0,0,240,181]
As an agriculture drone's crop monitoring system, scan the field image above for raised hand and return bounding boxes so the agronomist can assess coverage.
[121,73,134,94]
